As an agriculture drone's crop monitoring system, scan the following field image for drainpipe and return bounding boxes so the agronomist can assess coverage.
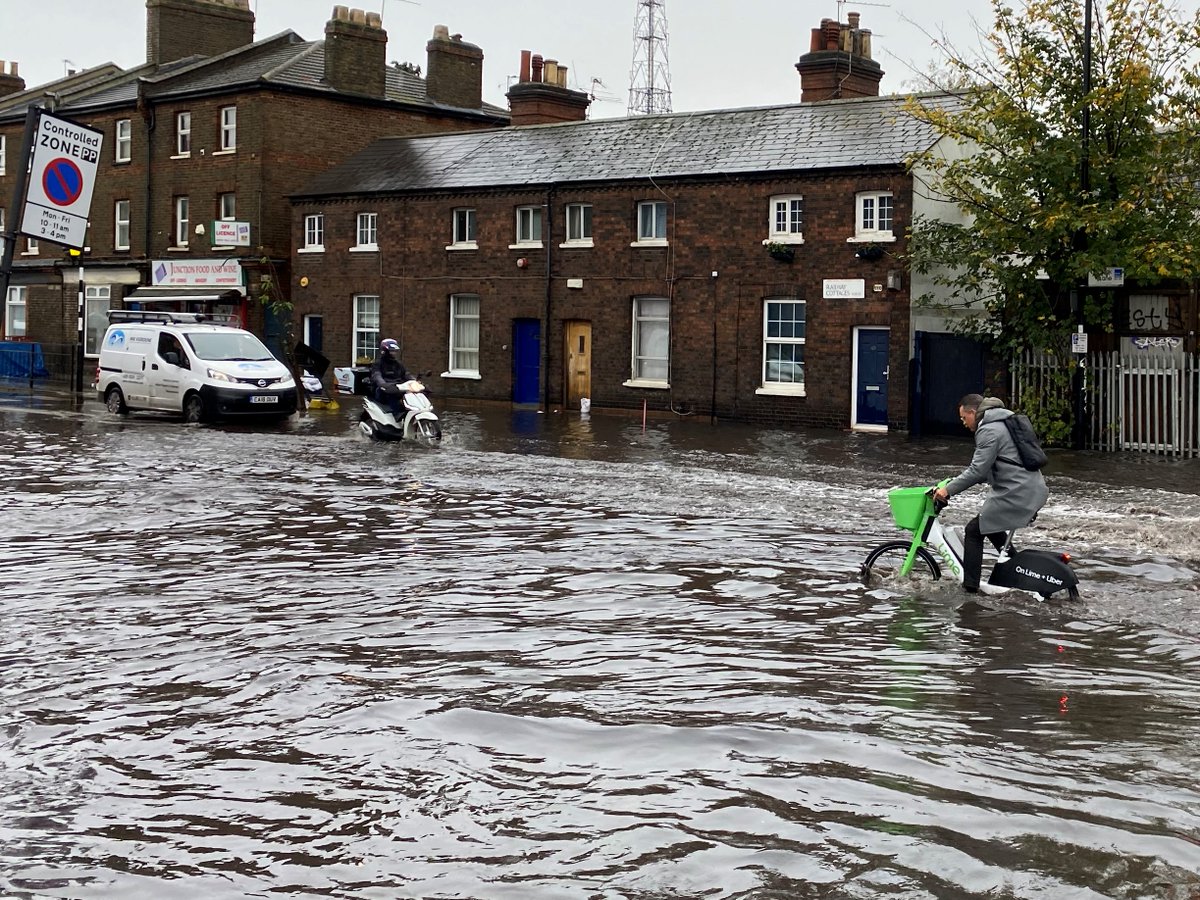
[542,185,555,411]
[142,89,156,270]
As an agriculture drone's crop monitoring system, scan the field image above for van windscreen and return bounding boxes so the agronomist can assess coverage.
[186,332,276,362]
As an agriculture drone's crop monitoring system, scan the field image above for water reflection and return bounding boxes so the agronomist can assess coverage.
[0,392,1197,897]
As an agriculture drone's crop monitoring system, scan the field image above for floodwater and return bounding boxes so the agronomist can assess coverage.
[1,388,1198,899]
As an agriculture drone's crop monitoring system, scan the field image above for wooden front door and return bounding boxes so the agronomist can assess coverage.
[564,321,592,410]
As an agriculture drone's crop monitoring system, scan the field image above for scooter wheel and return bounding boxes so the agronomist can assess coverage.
[359,412,380,440]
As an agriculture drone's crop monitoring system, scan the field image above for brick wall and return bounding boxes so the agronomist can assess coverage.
[291,169,917,430]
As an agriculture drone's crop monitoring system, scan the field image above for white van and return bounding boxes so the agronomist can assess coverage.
[97,311,297,422]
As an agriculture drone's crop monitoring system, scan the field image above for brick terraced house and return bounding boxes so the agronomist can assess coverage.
[289,16,960,431]
[0,0,506,368]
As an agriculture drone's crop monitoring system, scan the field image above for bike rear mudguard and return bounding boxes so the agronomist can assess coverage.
[988,549,1078,598]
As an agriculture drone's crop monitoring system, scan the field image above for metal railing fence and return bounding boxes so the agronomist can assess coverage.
[1012,348,1199,458]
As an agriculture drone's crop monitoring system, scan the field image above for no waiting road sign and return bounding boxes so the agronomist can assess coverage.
[43,158,85,206]
[19,111,103,249]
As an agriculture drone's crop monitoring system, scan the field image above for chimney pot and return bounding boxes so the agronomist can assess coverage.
[146,0,256,67]
[325,4,388,97]
[796,12,883,102]
[531,53,543,82]
[426,26,484,108]
[519,49,531,82]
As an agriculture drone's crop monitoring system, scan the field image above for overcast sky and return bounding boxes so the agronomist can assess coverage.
[3,0,1005,116]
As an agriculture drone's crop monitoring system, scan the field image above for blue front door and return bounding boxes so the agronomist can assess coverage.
[513,319,540,405]
[305,315,324,353]
[854,327,890,428]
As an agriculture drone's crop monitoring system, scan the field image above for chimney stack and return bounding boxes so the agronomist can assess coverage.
[507,48,590,125]
[0,60,26,98]
[324,6,387,97]
[795,12,883,102]
[146,0,255,67]
[426,25,484,109]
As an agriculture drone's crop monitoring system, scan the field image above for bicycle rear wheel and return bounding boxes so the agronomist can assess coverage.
[861,541,942,588]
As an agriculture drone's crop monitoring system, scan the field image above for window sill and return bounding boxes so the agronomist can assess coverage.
[297,246,325,254]
[114,246,131,252]
[441,370,481,380]
[629,240,668,248]
[756,385,806,397]
[19,251,38,256]
[846,234,896,243]
[213,149,236,156]
[167,246,190,252]
[114,158,131,165]
[623,378,670,390]
[764,236,804,245]
[560,240,594,249]
[509,242,543,250]
[350,245,379,253]
[170,153,191,160]
[445,242,478,251]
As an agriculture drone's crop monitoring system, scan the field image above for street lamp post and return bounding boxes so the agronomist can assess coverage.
[1071,0,1093,450]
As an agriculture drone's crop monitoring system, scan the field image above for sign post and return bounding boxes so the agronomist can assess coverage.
[0,106,40,312]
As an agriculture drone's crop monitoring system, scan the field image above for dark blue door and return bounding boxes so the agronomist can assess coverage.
[513,319,540,405]
[855,328,890,427]
[306,315,324,353]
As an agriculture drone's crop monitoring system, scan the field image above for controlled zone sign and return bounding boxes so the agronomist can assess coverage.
[20,111,103,249]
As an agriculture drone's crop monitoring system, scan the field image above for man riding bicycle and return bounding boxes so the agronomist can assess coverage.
[932,394,1049,593]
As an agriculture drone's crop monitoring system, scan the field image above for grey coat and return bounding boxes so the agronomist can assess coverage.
[945,398,1049,533]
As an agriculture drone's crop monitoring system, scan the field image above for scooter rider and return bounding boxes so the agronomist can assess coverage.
[932,394,1049,593]
[369,338,412,417]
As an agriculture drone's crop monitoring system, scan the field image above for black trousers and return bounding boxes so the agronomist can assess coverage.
[963,516,1009,590]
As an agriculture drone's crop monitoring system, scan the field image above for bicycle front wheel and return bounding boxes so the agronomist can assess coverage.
[861,541,942,588]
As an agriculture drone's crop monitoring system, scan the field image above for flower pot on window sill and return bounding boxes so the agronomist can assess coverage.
[766,242,795,263]
[854,243,885,262]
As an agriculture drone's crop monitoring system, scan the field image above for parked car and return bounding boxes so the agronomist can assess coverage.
[96,311,297,422]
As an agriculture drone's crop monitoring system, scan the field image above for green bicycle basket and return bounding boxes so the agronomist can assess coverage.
[888,487,932,530]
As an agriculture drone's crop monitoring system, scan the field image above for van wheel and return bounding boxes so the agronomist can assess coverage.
[183,393,207,424]
[105,386,128,415]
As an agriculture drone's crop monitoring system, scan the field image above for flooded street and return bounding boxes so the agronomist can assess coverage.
[1,389,1199,899]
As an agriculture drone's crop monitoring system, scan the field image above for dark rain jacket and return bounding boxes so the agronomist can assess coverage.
[369,354,411,392]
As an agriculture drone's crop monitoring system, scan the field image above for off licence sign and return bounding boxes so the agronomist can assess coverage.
[20,111,103,249]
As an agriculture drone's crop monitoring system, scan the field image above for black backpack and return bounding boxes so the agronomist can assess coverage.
[1001,414,1048,471]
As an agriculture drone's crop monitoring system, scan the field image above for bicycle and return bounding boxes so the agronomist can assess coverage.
[860,483,1080,601]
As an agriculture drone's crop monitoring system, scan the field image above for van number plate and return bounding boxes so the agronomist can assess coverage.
[250,395,279,404]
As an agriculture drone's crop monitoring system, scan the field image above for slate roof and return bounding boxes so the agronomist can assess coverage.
[0,31,505,121]
[0,63,129,118]
[294,93,962,198]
